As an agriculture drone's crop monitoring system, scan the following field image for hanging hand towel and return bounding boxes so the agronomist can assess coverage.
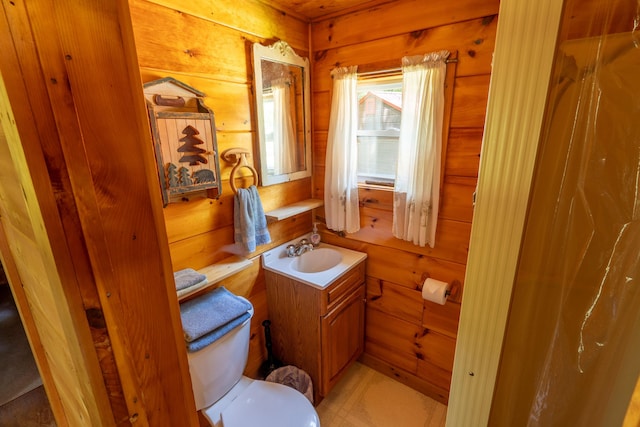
[234,185,271,252]
[180,287,253,343]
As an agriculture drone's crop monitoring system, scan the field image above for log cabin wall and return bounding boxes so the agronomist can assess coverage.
[0,0,200,425]
[310,0,499,403]
[128,0,313,378]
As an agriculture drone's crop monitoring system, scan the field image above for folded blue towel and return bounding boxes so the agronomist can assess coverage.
[174,268,207,291]
[177,277,208,298]
[180,287,252,342]
[186,311,251,353]
[234,185,271,253]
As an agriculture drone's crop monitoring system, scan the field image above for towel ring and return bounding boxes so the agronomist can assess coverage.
[222,148,259,194]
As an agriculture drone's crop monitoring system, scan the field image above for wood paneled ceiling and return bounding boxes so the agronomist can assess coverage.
[263,0,394,20]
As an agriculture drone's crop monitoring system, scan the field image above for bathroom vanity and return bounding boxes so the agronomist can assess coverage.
[263,240,367,403]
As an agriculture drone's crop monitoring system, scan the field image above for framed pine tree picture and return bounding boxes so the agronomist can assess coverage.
[143,77,222,205]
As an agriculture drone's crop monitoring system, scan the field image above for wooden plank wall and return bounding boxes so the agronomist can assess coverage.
[0,90,105,427]
[311,0,499,403]
[128,0,313,378]
[0,2,130,424]
[2,0,209,424]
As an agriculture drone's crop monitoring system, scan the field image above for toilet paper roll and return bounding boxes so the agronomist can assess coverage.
[421,278,450,305]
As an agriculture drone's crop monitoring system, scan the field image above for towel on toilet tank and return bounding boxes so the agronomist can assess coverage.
[186,311,251,352]
[180,286,252,343]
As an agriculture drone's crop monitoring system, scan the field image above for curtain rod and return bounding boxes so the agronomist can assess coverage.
[357,57,458,78]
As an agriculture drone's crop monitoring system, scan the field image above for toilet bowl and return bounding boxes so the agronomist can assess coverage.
[187,297,320,427]
[201,376,319,427]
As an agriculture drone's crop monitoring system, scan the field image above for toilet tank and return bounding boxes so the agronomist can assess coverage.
[187,299,254,411]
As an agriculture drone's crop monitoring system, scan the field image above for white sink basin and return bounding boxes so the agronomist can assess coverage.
[262,236,367,289]
[291,248,343,273]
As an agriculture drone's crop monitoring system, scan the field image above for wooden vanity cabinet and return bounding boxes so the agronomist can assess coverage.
[265,260,365,403]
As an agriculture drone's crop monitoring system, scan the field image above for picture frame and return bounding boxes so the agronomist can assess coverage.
[143,77,222,205]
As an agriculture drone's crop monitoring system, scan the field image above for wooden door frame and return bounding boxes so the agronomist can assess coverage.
[446,0,564,425]
[0,0,198,425]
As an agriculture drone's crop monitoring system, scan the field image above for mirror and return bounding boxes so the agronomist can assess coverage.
[253,41,311,186]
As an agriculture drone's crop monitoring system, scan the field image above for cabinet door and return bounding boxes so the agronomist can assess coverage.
[320,285,365,396]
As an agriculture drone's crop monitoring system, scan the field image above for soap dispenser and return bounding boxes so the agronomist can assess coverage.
[310,223,321,247]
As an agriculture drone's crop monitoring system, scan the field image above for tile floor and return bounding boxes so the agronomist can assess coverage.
[316,362,447,427]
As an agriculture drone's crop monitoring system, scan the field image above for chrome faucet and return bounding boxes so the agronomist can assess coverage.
[295,242,314,256]
[285,238,314,257]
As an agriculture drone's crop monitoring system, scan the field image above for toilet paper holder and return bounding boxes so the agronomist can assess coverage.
[421,278,451,305]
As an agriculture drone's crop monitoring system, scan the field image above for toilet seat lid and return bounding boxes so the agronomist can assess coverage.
[220,380,319,427]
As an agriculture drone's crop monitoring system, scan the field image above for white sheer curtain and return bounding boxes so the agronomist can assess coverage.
[324,66,360,233]
[271,78,297,175]
[392,51,449,247]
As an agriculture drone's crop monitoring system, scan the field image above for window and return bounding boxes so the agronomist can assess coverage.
[356,76,402,186]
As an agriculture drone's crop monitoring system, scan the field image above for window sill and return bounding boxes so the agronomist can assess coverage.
[358,182,394,191]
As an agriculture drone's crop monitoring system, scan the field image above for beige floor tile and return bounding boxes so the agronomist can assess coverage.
[318,362,374,414]
[332,416,362,427]
[426,403,448,427]
[318,362,447,427]
[317,403,340,427]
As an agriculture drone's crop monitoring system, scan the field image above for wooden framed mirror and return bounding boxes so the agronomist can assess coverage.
[253,41,311,186]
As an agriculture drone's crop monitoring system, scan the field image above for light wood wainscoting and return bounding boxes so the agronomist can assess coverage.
[311,0,499,403]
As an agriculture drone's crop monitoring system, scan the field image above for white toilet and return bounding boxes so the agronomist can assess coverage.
[187,299,320,427]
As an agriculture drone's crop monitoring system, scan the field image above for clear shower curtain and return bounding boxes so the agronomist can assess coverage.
[490,2,640,425]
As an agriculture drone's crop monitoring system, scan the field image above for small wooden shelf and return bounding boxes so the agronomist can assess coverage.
[265,198,323,223]
[177,255,252,302]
